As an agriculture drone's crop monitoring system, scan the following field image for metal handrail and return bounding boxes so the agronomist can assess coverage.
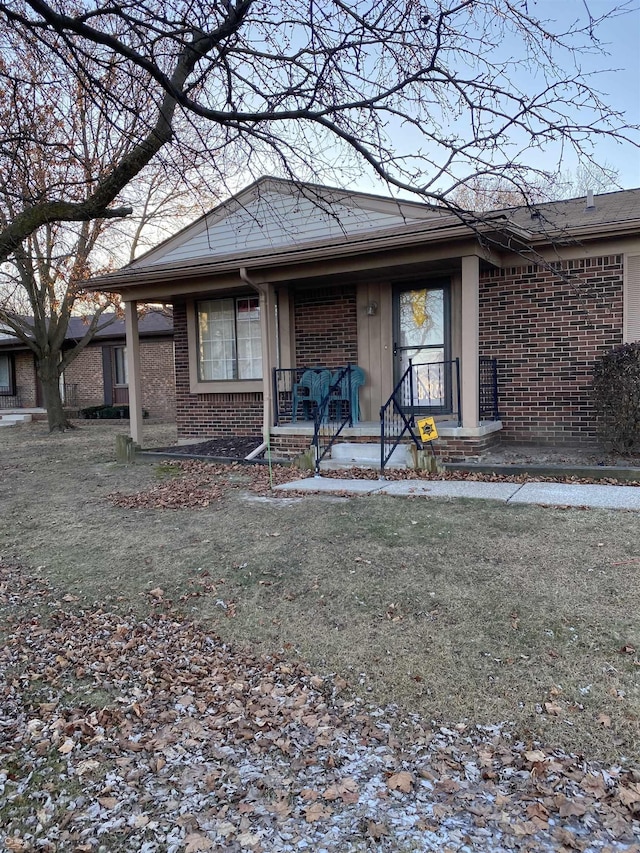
[272,366,333,425]
[479,356,499,420]
[312,365,353,476]
[379,362,422,476]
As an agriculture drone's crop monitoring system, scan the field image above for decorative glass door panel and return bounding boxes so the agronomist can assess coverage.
[394,284,451,412]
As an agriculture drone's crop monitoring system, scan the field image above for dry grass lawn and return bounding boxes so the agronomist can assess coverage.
[1,420,639,765]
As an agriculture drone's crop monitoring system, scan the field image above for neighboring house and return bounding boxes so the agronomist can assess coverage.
[0,311,175,421]
[88,177,640,458]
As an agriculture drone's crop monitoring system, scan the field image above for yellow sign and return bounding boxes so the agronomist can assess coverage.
[416,416,438,443]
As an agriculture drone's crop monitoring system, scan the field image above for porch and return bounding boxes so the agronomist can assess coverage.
[269,419,503,464]
[270,357,502,466]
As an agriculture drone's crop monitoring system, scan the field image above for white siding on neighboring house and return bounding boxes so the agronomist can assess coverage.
[141,188,437,267]
[624,254,640,342]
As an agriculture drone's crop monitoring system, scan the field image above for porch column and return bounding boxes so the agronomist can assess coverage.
[124,300,143,447]
[460,255,480,429]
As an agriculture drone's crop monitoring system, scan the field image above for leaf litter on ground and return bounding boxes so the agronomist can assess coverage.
[1,558,639,853]
[106,457,640,512]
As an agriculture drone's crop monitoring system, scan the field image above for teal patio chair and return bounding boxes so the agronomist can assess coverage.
[292,369,331,421]
[330,365,365,423]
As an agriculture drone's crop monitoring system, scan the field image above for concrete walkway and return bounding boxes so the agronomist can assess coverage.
[275,476,640,511]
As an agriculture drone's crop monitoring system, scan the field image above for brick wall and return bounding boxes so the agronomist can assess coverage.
[479,255,624,443]
[14,352,37,406]
[65,339,176,420]
[173,302,263,440]
[294,286,358,367]
[65,346,104,408]
[140,340,175,420]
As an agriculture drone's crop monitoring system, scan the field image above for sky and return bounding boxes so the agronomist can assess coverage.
[532,0,640,189]
[346,0,640,199]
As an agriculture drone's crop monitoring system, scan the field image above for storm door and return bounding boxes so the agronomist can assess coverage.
[393,282,451,413]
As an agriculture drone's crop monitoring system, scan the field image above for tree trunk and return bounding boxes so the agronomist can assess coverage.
[38,356,73,432]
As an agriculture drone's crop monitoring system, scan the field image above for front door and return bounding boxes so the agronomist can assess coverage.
[393,282,451,413]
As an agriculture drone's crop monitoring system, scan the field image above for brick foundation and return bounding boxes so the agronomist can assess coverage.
[479,256,623,444]
[269,429,502,462]
[433,431,502,460]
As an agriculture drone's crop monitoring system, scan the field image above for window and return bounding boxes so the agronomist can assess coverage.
[197,297,262,381]
[0,354,14,394]
[114,346,128,386]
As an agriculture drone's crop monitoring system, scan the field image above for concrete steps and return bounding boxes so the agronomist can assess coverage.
[0,412,33,427]
[319,441,412,471]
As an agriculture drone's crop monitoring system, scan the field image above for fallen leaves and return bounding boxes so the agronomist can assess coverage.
[387,771,414,793]
[1,557,639,853]
[304,802,332,822]
[322,777,359,804]
[184,832,215,852]
[106,460,306,510]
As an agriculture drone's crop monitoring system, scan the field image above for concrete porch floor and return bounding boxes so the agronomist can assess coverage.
[271,420,502,439]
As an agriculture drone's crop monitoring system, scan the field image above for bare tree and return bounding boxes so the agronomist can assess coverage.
[0,1,637,429]
[450,163,621,212]
[0,0,635,261]
[0,36,217,430]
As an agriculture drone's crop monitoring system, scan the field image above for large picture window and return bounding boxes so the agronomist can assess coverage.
[197,297,262,381]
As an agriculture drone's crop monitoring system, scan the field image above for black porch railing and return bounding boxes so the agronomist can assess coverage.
[273,367,325,425]
[0,390,21,408]
[312,366,357,475]
[273,366,365,426]
[379,359,460,475]
[380,357,499,475]
[403,358,461,423]
[379,363,423,474]
[63,383,78,407]
[479,356,499,420]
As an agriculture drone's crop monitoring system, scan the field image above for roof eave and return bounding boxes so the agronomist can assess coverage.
[88,217,504,292]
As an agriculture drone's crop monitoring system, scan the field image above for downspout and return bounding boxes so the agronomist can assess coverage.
[239,267,273,445]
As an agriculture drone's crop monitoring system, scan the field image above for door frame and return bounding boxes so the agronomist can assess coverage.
[392,279,452,415]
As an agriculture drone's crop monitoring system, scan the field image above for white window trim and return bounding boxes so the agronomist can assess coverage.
[187,300,263,393]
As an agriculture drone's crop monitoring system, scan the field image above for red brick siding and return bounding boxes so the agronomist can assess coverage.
[294,286,358,368]
[269,431,499,461]
[64,339,176,420]
[479,256,624,443]
[139,340,175,420]
[65,346,104,408]
[14,352,38,406]
[173,302,263,440]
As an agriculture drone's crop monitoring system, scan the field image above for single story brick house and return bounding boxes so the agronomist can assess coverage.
[0,310,175,421]
[89,178,640,459]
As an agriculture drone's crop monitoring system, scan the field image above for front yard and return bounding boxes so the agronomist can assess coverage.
[1,421,639,851]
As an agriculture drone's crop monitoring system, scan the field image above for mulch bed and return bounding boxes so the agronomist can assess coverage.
[154,436,265,459]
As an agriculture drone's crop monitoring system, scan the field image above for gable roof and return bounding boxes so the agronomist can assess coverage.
[90,179,640,293]
[126,176,448,270]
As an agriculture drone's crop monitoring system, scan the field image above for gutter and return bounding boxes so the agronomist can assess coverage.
[239,267,273,445]
[86,212,640,293]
